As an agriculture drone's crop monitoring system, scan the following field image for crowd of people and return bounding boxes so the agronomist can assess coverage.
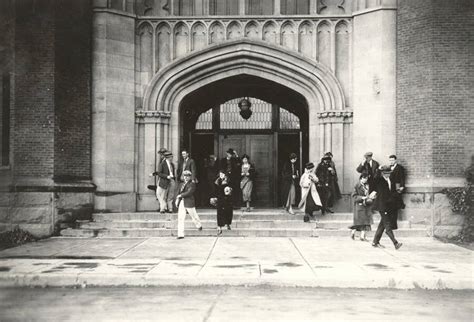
[150,147,406,249]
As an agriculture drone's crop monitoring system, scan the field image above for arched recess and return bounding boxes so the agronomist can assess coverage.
[143,38,345,152]
[138,40,350,208]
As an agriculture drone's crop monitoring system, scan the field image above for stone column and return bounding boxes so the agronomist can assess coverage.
[92,10,136,212]
[352,7,397,181]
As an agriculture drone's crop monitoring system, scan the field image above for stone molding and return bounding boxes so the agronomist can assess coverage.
[317,110,353,123]
[135,110,172,123]
[143,39,346,113]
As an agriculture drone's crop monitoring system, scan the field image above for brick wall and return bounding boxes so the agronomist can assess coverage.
[14,1,56,178]
[12,0,92,182]
[396,0,473,181]
[54,0,92,181]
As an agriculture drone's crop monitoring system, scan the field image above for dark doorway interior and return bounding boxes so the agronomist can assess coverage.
[181,75,309,208]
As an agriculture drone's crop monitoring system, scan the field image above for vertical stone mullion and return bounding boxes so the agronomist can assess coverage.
[330,21,336,72]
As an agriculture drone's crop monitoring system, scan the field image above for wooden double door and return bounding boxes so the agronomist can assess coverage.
[219,134,275,207]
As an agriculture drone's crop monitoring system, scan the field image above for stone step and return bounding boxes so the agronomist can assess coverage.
[79,219,411,230]
[61,226,428,238]
[93,211,358,222]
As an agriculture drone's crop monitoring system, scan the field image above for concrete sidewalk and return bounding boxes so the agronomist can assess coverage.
[0,237,472,289]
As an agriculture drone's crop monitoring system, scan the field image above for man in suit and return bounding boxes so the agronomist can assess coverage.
[372,166,403,250]
[356,152,380,192]
[156,151,177,213]
[175,170,203,239]
[388,154,406,226]
[177,149,197,185]
[149,147,169,210]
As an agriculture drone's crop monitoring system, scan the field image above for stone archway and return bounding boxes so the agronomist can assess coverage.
[137,39,350,210]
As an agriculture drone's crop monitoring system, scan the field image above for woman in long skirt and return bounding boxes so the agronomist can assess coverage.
[350,174,374,241]
[281,153,300,215]
[298,162,322,222]
[240,154,256,212]
[214,170,233,234]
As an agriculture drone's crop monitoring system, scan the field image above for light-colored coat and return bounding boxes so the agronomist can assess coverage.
[298,169,322,210]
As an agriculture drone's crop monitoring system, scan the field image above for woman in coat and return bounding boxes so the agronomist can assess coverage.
[240,154,256,212]
[281,153,300,215]
[298,162,323,222]
[349,174,373,241]
[214,170,233,234]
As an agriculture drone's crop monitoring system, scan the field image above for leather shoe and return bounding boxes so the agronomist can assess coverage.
[176,236,184,240]
[372,242,381,248]
[395,242,403,250]
[198,226,203,231]
[326,208,334,213]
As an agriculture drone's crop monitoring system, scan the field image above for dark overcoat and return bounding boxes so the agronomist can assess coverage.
[372,172,399,230]
[356,159,380,192]
[157,160,175,189]
[214,178,233,227]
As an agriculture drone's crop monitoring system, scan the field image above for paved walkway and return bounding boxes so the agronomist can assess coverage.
[0,237,472,289]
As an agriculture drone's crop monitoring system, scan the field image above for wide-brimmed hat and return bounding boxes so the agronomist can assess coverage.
[164,151,173,157]
[158,147,168,154]
[183,170,192,176]
[364,152,373,157]
[289,153,297,159]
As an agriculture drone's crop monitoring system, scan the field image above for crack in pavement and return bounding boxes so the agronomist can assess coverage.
[202,285,228,322]
[289,238,317,278]
[197,237,219,276]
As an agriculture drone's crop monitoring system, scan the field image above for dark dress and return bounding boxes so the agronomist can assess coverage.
[220,157,241,205]
[215,178,233,227]
[281,161,300,207]
[327,160,342,207]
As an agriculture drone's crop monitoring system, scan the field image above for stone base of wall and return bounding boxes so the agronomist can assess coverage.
[400,183,466,239]
[0,182,95,238]
[94,192,137,213]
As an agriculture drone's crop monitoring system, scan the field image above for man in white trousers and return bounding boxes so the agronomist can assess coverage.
[175,170,202,239]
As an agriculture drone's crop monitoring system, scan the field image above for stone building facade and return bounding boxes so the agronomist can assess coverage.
[0,0,471,237]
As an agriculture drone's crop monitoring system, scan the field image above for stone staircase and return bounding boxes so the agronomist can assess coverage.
[60,208,428,238]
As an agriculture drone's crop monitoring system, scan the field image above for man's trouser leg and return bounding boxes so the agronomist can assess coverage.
[373,215,385,244]
[166,180,177,211]
[177,202,186,237]
[157,187,167,212]
[186,207,202,229]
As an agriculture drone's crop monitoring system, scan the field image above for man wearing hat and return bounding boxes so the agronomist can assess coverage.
[175,170,202,239]
[371,165,403,250]
[220,148,241,206]
[156,151,177,214]
[149,147,169,210]
[356,152,380,192]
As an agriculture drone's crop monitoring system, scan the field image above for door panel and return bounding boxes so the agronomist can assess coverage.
[246,135,273,206]
[220,134,273,207]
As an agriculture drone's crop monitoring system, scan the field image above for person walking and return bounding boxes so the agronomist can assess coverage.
[214,170,233,234]
[281,153,300,215]
[175,170,203,239]
[372,166,403,250]
[349,174,374,241]
[356,152,380,192]
[323,152,342,209]
[316,156,334,213]
[298,162,323,222]
[149,147,169,211]
[220,148,241,207]
[240,154,255,212]
[156,151,177,214]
